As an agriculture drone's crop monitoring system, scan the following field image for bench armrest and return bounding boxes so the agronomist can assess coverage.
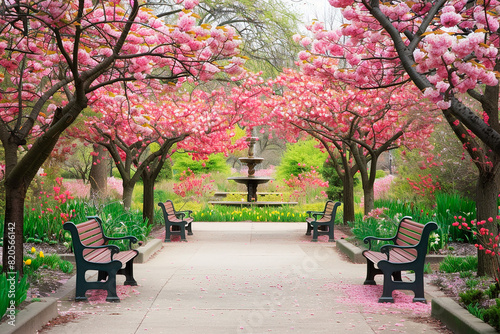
[105,236,138,249]
[379,243,417,255]
[176,210,192,219]
[306,210,322,217]
[363,236,396,250]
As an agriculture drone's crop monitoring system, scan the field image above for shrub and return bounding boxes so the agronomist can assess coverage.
[276,139,328,180]
[172,152,229,177]
[483,299,500,330]
[459,289,483,306]
[439,255,478,273]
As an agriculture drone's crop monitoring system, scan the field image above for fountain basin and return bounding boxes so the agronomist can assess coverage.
[227,176,273,202]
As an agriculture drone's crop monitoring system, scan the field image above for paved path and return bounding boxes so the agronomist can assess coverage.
[44,223,448,334]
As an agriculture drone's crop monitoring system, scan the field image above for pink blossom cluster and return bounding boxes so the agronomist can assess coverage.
[29,174,76,225]
[452,216,500,282]
[280,166,329,203]
[406,174,441,199]
[295,0,500,111]
[173,168,214,201]
[373,175,394,200]
[0,0,246,144]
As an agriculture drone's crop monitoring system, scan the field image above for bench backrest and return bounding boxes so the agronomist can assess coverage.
[395,217,437,259]
[319,201,341,222]
[158,200,177,220]
[63,218,107,259]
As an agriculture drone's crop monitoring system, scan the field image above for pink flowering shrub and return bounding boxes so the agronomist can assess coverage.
[453,216,500,283]
[406,173,441,200]
[173,168,214,202]
[280,165,328,204]
[25,174,77,241]
[62,177,123,199]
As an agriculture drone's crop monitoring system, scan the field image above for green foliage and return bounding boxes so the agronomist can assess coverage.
[459,289,483,306]
[193,205,311,222]
[157,159,173,180]
[349,192,478,252]
[484,299,500,330]
[434,192,476,243]
[466,303,486,321]
[23,250,74,277]
[466,278,480,289]
[439,255,478,273]
[83,201,153,250]
[194,0,302,78]
[321,159,344,201]
[349,214,398,252]
[391,122,476,204]
[460,271,474,279]
[485,283,500,299]
[172,152,229,178]
[0,272,30,321]
[276,139,328,181]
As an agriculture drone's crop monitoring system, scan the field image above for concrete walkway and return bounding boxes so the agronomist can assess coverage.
[44,223,448,334]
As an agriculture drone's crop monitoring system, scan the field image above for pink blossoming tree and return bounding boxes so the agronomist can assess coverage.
[265,69,436,222]
[0,0,244,274]
[295,0,500,275]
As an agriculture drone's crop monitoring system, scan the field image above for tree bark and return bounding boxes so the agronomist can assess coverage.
[363,181,375,216]
[342,170,355,224]
[122,181,135,210]
[89,144,108,200]
[2,182,28,275]
[142,170,155,226]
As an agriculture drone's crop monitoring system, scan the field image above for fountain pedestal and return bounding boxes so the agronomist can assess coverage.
[208,137,297,207]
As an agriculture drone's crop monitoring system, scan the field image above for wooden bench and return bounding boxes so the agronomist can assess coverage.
[362,216,437,303]
[305,201,341,242]
[158,200,193,242]
[63,216,139,302]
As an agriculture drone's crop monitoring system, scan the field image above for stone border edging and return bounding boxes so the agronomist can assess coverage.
[0,238,163,333]
[432,297,497,334]
[0,298,58,334]
[336,239,365,263]
[335,237,497,333]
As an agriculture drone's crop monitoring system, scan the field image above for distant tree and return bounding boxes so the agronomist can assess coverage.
[276,139,328,180]
[195,0,302,76]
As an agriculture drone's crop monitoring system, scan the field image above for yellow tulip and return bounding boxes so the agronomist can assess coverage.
[39,251,44,258]
[24,259,32,266]
[31,247,36,254]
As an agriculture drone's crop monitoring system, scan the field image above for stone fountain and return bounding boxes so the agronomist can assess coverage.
[227,137,273,202]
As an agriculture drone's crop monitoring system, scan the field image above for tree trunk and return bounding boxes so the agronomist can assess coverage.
[363,181,375,215]
[342,171,355,224]
[122,181,135,210]
[476,168,500,277]
[142,170,155,226]
[89,144,108,200]
[2,183,28,275]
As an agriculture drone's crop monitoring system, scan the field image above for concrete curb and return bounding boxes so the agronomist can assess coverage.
[0,238,163,333]
[432,297,497,334]
[136,238,163,263]
[336,238,497,333]
[0,298,58,334]
[336,239,365,263]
